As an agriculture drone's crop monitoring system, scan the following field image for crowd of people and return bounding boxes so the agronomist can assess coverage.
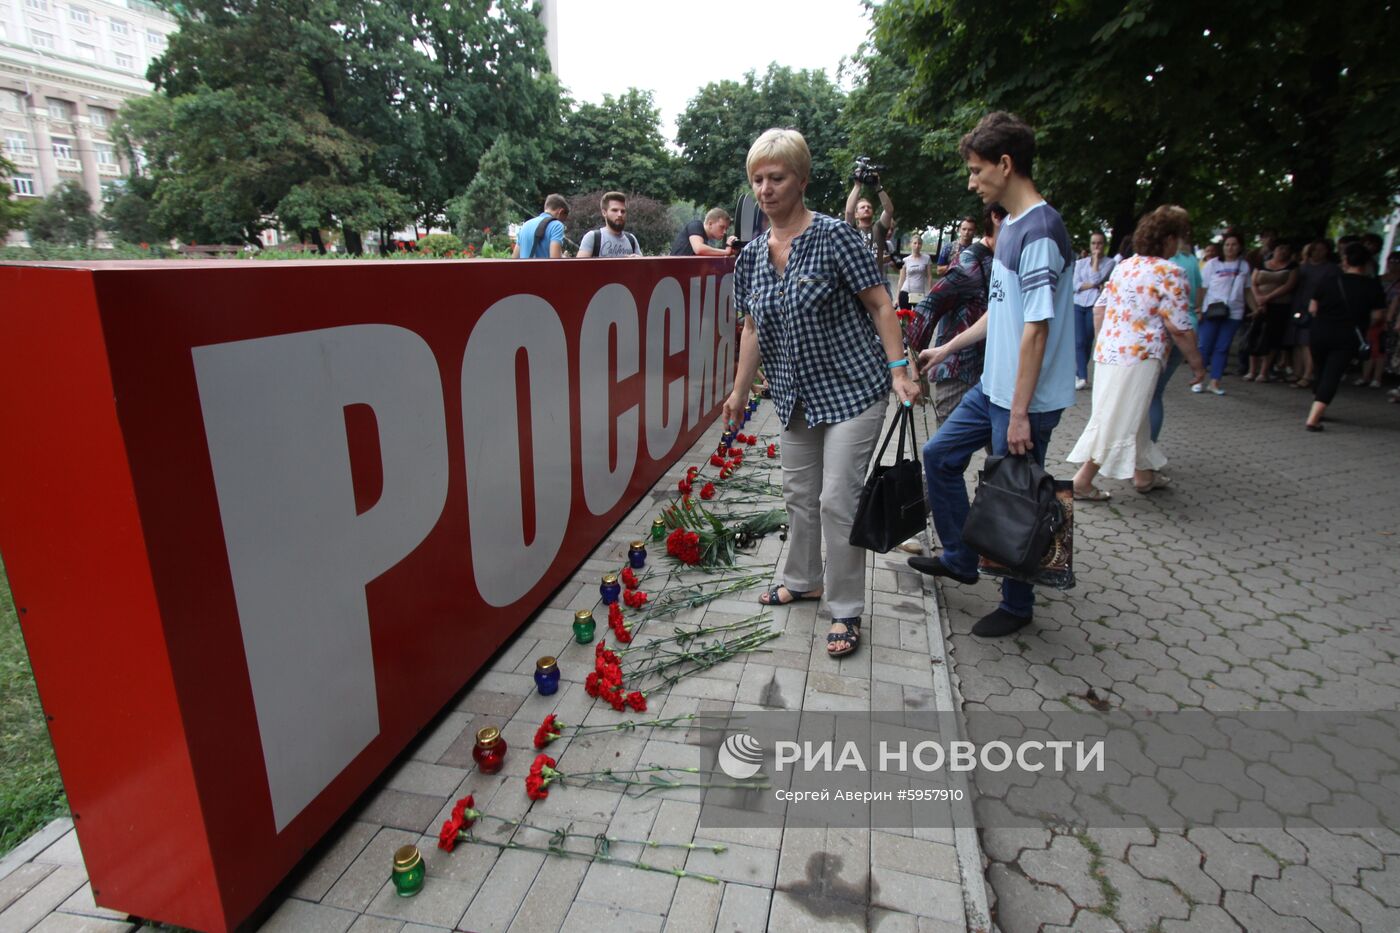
[510,191,740,259]
[712,111,1396,657]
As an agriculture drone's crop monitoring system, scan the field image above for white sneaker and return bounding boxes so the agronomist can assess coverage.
[1190,383,1204,394]
[1075,378,1088,390]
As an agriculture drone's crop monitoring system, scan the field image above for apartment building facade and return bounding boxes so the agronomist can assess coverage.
[1,0,173,210]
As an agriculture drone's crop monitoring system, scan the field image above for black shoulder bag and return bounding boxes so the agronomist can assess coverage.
[961,454,1062,576]
[849,406,928,553]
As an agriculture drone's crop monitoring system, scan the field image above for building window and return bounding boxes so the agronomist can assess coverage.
[146,30,164,46]
[110,18,127,35]
[23,0,47,11]
[47,99,70,120]
[4,133,26,156]
[30,29,55,49]
[74,42,97,61]
[0,91,22,113]
[113,52,134,70]
[52,137,73,159]
[89,107,107,128]
[12,175,35,196]
[69,6,90,24]
[95,142,115,165]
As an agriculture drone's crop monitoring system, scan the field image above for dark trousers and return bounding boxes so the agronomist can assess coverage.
[1311,323,1359,405]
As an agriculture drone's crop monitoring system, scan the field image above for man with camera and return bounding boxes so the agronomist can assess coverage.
[844,157,895,275]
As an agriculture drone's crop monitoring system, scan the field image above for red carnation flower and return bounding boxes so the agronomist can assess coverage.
[450,793,476,827]
[744,434,757,446]
[727,447,742,457]
[438,816,462,851]
[620,566,639,590]
[767,443,777,458]
[710,453,726,468]
[525,773,548,800]
[678,477,692,495]
[700,482,716,500]
[625,691,647,712]
[686,465,699,480]
[585,671,601,696]
[623,589,648,609]
[534,715,562,749]
[608,602,625,624]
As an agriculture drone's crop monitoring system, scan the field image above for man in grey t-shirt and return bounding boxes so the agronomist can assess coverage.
[578,191,642,257]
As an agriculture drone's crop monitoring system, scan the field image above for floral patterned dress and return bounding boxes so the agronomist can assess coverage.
[1092,255,1192,365]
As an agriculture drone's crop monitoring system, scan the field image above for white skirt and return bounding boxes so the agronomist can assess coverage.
[1066,359,1166,480]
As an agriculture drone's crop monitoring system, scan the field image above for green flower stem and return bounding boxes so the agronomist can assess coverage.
[624,630,775,681]
[616,614,771,654]
[561,713,729,737]
[463,836,722,883]
[474,814,725,853]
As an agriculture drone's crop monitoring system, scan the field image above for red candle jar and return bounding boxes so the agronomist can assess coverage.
[472,726,507,774]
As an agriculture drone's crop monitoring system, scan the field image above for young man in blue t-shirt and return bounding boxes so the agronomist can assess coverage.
[512,194,569,259]
[911,111,1077,638]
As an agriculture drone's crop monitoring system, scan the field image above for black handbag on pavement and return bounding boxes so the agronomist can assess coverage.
[849,406,928,553]
[961,454,1063,576]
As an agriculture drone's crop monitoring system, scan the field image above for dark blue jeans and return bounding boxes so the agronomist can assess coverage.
[1149,346,1182,442]
[922,382,1063,618]
[1073,304,1095,380]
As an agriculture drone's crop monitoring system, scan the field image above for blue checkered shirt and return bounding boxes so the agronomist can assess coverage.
[735,212,891,428]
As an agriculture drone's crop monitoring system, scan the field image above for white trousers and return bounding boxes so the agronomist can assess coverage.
[779,396,887,619]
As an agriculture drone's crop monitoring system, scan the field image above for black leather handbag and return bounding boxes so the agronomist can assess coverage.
[849,406,928,553]
[961,454,1062,576]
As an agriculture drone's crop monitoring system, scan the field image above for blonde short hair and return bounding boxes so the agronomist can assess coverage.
[745,128,811,183]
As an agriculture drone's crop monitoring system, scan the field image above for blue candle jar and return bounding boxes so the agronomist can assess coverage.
[534,656,561,695]
[628,541,647,570]
[718,432,734,455]
[748,396,760,413]
[600,573,621,605]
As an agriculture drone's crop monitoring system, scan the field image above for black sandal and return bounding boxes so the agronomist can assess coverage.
[759,585,821,606]
[826,618,861,657]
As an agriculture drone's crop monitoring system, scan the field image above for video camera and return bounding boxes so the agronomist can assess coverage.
[731,194,770,251]
[852,156,885,186]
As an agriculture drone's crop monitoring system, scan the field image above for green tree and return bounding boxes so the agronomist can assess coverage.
[25,181,99,245]
[867,0,1400,242]
[0,155,32,239]
[101,174,163,245]
[123,0,559,248]
[448,135,518,246]
[558,89,677,201]
[675,64,847,215]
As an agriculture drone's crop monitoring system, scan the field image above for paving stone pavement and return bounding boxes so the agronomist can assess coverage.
[0,395,988,932]
[933,374,1400,933]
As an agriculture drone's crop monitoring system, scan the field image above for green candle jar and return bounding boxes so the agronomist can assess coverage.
[651,518,666,541]
[573,609,596,644]
[392,844,424,896]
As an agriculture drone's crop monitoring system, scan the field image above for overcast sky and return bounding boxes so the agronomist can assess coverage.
[552,0,875,145]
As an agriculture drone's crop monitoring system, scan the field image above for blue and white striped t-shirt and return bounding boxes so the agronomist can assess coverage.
[981,201,1077,414]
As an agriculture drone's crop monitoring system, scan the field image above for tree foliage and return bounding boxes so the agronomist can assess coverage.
[675,65,848,215]
[867,0,1400,243]
[101,174,163,245]
[557,89,677,202]
[25,181,99,245]
[449,135,518,246]
[121,0,559,246]
[0,155,30,239]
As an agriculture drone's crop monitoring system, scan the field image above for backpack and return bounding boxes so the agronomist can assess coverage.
[585,227,639,257]
[531,214,563,257]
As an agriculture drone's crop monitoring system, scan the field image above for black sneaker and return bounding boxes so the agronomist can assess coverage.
[971,608,1032,638]
[907,555,978,585]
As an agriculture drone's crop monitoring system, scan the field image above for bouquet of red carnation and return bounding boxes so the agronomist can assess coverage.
[666,526,703,565]
[437,794,479,851]
[607,602,632,642]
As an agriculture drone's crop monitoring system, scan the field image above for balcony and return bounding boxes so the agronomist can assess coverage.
[54,157,81,172]
[98,162,120,176]
[7,151,37,167]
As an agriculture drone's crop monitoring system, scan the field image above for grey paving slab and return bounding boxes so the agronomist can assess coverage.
[941,379,1400,932]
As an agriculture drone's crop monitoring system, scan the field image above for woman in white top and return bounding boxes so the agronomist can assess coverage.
[1194,231,1251,395]
[1071,232,1114,389]
[898,236,933,306]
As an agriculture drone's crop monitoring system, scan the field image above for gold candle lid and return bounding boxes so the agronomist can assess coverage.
[630,540,645,550]
[536,655,557,671]
[651,517,665,527]
[476,726,501,747]
[393,844,422,871]
[602,572,618,584]
[574,609,594,622]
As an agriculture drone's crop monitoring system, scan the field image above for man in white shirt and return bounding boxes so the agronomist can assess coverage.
[911,111,1077,638]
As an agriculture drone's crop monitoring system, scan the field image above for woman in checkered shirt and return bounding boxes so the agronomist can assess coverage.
[722,128,921,658]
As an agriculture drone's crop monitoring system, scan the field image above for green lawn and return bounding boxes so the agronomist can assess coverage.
[0,557,68,855]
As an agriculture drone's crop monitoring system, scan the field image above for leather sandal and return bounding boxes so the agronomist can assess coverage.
[759,585,821,606]
[826,618,861,657]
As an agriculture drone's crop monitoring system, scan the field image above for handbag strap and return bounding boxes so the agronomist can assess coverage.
[873,405,918,466]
